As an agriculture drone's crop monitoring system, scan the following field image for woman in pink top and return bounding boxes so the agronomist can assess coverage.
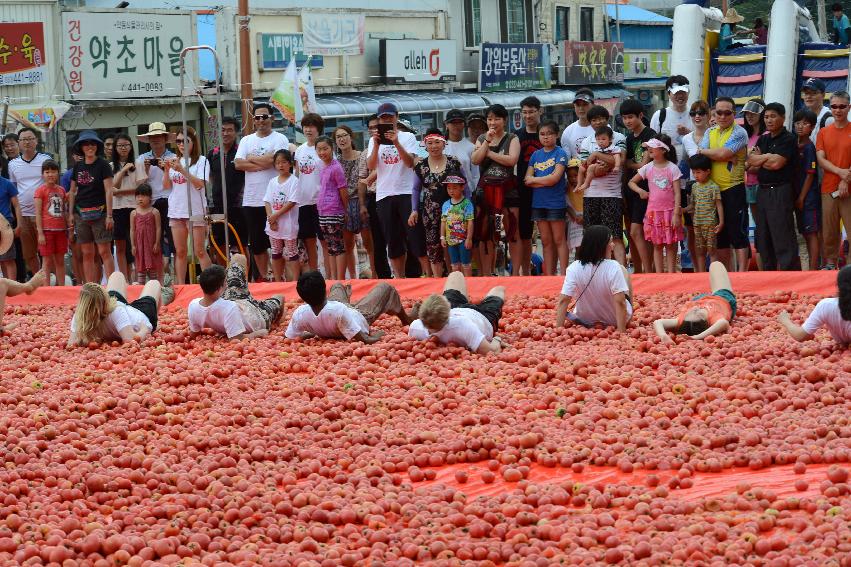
[627,135,682,274]
[315,136,349,279]
[742,99,765,223]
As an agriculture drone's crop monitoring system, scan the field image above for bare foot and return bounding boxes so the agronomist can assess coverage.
[401,301,421,325]
[26,270,46,293]
[271,294,286,323]
[0,321,19,334]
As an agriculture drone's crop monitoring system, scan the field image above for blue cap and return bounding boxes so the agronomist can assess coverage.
[377,102,398,117]
[802,78,826,93]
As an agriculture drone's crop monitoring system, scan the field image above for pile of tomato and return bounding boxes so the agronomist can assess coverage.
[0,290,849,566]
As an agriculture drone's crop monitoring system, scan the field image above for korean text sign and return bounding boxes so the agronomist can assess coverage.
[301,12,365,56]
[0,22,47,87]
[62,11,194,99]
[258,33,324,71]
[479,43,551,92]
[560,41,624,85]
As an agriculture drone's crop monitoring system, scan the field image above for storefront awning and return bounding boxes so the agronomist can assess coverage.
[315,91,488,119]
[624,78,668,90]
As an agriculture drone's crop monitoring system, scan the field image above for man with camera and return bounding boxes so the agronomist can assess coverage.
[136,122,177,265]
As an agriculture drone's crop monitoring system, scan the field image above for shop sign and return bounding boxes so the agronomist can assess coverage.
[559,41,624,85]
[0,22,47,86]
[623,50,670,80]
[381,39,457,84]
[301,12,365,56]
[479,43,551,92]
[258,33,323,71]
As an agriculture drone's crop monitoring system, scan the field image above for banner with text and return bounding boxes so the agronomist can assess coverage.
[0,22,47,87]
[258,33,324,71]
[62,11,195,99]
[381,39,457,84]
[623,50,670,81]
[479,43,551,92]
[559,41,624,85]
[301,12,365,56]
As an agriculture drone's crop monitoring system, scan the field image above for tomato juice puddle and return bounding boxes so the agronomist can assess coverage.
[409,462,835,501]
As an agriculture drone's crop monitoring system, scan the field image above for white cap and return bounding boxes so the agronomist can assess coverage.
[668,84,690,95]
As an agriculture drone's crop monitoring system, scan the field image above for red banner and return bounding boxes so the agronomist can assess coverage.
[0,22,47,85]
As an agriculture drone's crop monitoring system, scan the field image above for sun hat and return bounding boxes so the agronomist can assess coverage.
[739,100,766,116]
[137,122,176,143]
[397,118,417,135]
[73,130,104,154]
[722,8,744,23]
[642,138,670,151]
[0,216,13,256]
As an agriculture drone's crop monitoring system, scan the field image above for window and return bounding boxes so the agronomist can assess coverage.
[500,0,534,43]
[580,7,594,41]
[465,0,482,48]
[556,7,570,42]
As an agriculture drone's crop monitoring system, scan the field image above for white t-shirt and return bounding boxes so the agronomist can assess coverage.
[188,297,253,338]
[70,301,152,340]
[135,149,177,202]
[285,301,370,340]
[235,131,290,207]
[408,309,493,351]
[561,259,632,327]
[802,298,851,344]
[263,175,300,240]
[579,132,626,198]
[812,106,834,144]
[650,106,691,158]
[681,131,703,181]
[167,156,209,219]
[366,131,419,201]
[445,139,476,194]
[294,143,323,206]
[113,162,145,209]
[561,121,596,159]
[8,153,51,216]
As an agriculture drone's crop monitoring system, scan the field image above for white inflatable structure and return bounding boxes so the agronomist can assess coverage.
[670,3,722,106]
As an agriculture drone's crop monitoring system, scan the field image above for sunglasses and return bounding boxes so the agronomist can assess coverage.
[175,138,186,143]
[689,110,708,117]
[831,104,849,110]
[253,114,271,120]
[715,110,734,117]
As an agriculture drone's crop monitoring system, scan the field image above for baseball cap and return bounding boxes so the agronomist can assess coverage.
[466,113,487,125]
[801,78,826,93]
[574,89,594,104]
[668,83,690,95]
[377,102,398,117]
[444,109,466,123]
[642,138,670,151]
[443,175,467,185]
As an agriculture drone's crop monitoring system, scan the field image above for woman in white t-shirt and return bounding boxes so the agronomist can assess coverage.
[163,126,211,284]
[680,100,711,273]
[778,266,851,344]
[555,225,633,331]
[111,134,144,280]
[68,271,162,346]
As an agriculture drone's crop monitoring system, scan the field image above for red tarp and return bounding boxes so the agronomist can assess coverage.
[6,271,838,309]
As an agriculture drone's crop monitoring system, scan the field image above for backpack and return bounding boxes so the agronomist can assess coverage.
[658,108,667,131]
[820,110,832,130]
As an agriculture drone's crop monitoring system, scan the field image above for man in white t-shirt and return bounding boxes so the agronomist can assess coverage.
[7,127,51,276]
[408,272,506,353]
[367,102,420,278]
[779,286,851,345]
[650,76,692,160]
[555,225,634,331]
[234,102,290,281]
[444,109,477,195]
[188,256,284,339]
[561,88,596,159]
[285,270,418,342]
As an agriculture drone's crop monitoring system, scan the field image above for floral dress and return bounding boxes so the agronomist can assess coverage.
[340,155,362,233]
[414,155,462,265]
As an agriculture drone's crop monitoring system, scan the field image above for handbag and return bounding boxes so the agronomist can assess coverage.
[76,205,105,222]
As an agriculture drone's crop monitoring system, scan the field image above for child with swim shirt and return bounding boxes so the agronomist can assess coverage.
[685,154,724,272]
[440,175,474,276]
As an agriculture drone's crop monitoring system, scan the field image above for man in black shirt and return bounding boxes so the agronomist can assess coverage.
[207,117,247,263]
[515,95,543,276]
[621,99,656,273]
[747,102,800,270]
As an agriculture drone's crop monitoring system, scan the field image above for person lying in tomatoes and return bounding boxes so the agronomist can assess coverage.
[285,270,418,343]
[408,271,507,354]
[653,261,736,343]
[778,265,851,344]
[0,270,45,334]
[188,255,285,340]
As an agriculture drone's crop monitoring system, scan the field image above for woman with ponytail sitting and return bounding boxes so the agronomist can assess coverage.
[778,266,851,344]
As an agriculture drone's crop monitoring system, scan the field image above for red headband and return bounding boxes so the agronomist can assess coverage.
[424,133,446,143]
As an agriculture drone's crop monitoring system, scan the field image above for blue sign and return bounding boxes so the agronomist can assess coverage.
[258,33,324,70]
[479,43,551,92]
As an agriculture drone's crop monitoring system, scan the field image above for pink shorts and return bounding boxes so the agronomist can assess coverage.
[39,230,69,256]
[270,237,299,261]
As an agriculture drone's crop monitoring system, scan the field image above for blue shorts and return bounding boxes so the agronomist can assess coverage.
[796,196,822,235]
[532,207,567,222]
[447,243,472,265]
[693,288,737,321]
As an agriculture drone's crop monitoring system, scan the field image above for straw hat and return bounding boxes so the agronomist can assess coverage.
[722,8,744,24]
[137,122,176,143]
[0,216,13,256]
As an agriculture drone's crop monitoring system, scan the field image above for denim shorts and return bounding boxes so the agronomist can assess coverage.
[693,288,737,321]
[532,207,568,222]
[447,243,472,265]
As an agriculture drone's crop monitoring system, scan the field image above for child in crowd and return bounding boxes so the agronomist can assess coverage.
[653,261,736,342]
[779,265,851,344]
[130,184,163,283]
[285,270,418,342]
[793,109,822,271]
[440,175,475,276]
[68,272,162,346]
[295,113,326,272]
[627,136,682,273]
[34,160,68,286]
[685,154,723,272]
[525,120,569,275]
[576,126,622,192]
[409,272,506,354]
[315,136,348,280]
[264,149,301,282]
[565,159,584,255]
[188,259,285,340]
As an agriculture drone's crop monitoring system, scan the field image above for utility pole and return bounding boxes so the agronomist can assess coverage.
[238,0,253,135]
[817,0,828,41]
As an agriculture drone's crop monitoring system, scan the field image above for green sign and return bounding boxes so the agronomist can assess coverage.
[623,51,670,80]
[258,33,323,71]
